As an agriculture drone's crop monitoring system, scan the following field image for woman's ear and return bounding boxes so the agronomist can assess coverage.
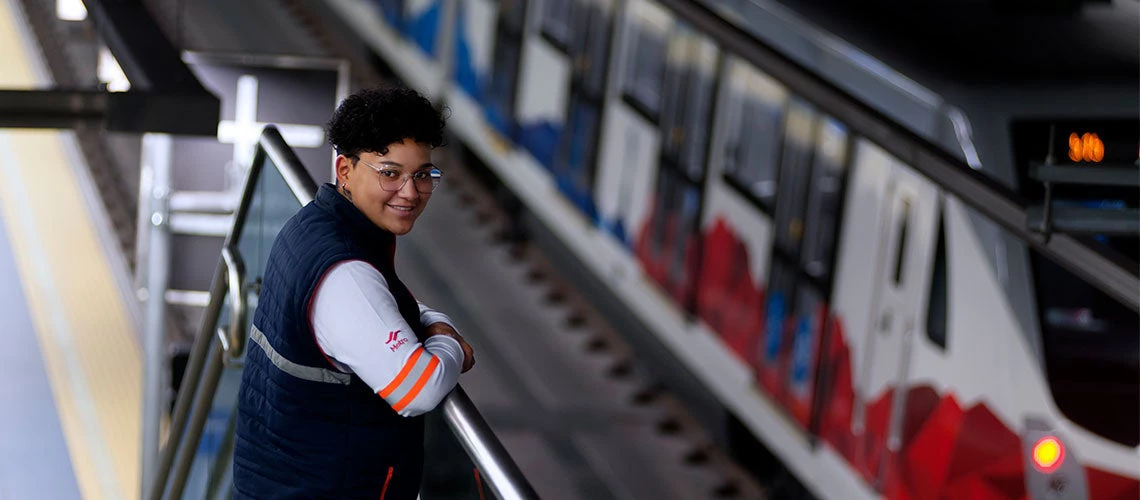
[334,154,355,185]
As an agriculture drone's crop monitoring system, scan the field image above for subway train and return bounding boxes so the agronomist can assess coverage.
[322,0,1140,497]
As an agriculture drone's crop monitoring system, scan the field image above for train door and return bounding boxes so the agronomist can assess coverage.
[856,162,939,488]
[636,28,718,309]
[592,0,671,246]
[548,0,615,218]
[482,0,527,139]
[452,0,498,107]
[514,3,571,169]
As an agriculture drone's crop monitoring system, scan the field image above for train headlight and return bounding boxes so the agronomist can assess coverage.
[1032,436,1065,474]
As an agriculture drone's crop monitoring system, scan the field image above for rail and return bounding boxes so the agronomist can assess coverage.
[148,125,539,500]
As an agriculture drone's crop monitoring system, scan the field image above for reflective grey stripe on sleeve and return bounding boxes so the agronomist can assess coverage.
[249,325,352,385]
[381,350,436,406]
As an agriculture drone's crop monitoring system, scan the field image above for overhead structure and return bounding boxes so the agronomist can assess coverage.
[0,0,219,135]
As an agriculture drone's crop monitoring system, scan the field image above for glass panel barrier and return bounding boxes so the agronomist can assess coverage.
[151,125,537,500]
[172,147,295,499]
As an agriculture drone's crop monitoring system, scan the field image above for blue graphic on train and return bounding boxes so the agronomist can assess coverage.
[763,292,786,366]
[402,0,441,57]
[788,313,816,397]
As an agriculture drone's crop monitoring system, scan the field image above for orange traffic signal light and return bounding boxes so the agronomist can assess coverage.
[1068,132,1104,163]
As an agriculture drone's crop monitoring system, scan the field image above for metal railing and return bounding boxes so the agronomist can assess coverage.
[148,125,539,500]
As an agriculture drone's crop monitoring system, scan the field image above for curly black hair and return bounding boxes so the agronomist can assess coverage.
[326,85,447,158]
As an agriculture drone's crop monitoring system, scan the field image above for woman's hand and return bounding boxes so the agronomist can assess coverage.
[425,322,476,373]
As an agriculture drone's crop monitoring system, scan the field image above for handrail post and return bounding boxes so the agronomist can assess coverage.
[167,341,227,499]
[140,132,173,499]
[147,263,228,500]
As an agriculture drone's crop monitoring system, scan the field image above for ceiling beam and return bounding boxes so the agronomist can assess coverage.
[0,0,220,135]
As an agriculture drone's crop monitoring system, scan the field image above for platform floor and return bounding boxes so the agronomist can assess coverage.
[0,0,142,498]
[0,189,82,499]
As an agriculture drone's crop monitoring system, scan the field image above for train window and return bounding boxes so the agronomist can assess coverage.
[620,1,671,121]
[498,0,526,35]
[925,212,947,350]
[567,0,590,62]
[485,22,523,137]
[722,63,787,210]
[574,0,614,99]
[554,94,603,209]
[542,0,574,50]
[892,199,911,286]
[801,117,849,284]
[678,36,717,180]
[1032,253,1139,447]
[660,32,691,165]
[772,99,818,255]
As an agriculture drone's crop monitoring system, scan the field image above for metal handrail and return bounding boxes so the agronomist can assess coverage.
[153,125,537,500]
[217,245,246,364]
[259,126,318,205]
[443,387,541,500]
[146,260,227,500]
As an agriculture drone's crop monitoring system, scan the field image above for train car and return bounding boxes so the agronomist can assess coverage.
[325,0,1140,498]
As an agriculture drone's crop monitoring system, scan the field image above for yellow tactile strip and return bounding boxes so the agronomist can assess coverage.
[0,1,141,499]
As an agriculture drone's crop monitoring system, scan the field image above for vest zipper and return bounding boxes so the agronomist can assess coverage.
[380,466,394,500]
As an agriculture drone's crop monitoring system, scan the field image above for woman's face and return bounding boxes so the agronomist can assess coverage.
[336,139,435,235]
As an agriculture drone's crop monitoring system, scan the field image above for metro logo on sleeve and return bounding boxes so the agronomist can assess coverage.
[386,330,409,351]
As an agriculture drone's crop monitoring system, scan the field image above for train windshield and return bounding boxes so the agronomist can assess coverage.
[1031,252,1139,447]
[1012,118,1140,447]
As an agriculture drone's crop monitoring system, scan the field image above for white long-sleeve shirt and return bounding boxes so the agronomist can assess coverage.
[310,260,464,417]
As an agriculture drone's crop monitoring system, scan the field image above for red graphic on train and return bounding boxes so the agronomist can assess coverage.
[641,213,1138,500]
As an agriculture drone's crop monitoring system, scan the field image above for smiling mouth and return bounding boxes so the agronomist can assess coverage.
[388,204,415,212]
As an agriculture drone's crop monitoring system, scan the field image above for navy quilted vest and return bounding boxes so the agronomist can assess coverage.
[233,183,426,500]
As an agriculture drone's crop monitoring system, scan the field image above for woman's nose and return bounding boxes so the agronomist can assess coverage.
[396,175,420,199]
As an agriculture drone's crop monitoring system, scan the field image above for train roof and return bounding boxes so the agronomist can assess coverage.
[691,0,1139,186]
[772,0,1138,86]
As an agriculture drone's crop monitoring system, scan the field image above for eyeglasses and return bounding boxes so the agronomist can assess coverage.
[356,157,442,194]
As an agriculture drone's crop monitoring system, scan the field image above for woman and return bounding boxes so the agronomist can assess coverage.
[233,86,475,500]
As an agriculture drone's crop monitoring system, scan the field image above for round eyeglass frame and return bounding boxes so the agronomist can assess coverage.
[355,157,443,194]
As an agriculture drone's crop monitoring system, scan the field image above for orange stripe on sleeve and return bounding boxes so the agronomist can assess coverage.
[379,346,424,398]
[391,356,441,412]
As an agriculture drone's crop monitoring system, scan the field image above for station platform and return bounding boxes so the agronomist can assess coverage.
[0,2,142,499]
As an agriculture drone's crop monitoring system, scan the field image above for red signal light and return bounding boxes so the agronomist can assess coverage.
[1032,436,1065,474]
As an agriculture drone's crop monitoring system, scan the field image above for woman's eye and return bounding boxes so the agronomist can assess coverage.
[380,170,400,178]
[412,172,430,180]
